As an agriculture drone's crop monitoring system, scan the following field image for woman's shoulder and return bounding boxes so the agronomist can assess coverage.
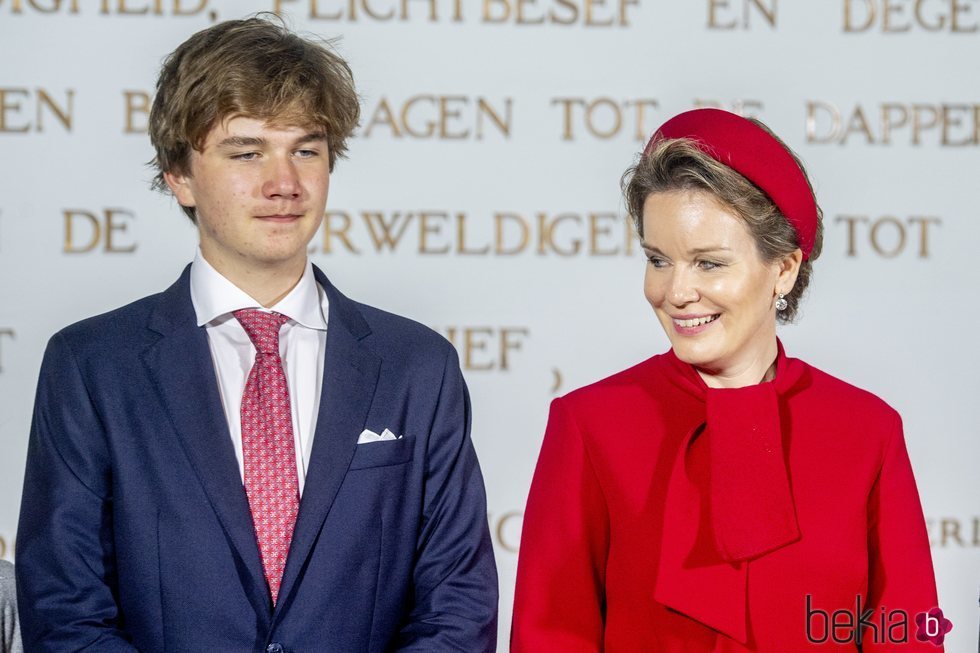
[557,353,675,412]
[794,356,901,425]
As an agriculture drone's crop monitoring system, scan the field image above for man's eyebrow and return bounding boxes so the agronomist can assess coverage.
[296,132,328,144]
[216,132,327,148]
[217,136,265,148]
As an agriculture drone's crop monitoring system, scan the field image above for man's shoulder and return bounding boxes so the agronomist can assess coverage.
[53,289,168,354]
[350,299,454,364]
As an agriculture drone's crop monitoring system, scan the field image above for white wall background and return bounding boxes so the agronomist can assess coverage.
[0,1,977,649]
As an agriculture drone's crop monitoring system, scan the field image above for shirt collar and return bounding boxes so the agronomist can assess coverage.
[190,248,327,330]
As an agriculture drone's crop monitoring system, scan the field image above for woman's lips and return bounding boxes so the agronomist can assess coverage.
[671,314,719,335]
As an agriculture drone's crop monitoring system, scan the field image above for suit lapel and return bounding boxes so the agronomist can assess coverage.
[140,266,269,615]
[275,267,381,613]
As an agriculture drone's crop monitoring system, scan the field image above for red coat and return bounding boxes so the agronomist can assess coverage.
[512,344,942,652]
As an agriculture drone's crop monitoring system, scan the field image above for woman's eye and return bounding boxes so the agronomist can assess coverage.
[647,256,668,268]
[698,260,721,270]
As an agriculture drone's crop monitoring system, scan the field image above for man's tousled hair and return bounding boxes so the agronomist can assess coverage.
[148,13,361,221]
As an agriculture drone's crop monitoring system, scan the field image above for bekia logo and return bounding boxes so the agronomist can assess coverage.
[806,595,952,646]
[914,608,953,646]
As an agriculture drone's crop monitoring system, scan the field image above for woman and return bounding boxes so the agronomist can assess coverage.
[511,109,942,652]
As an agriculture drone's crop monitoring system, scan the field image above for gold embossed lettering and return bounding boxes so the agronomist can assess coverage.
[586,97,621,138]
[362,98,402,137]
[495,213,531,255]
[483,0,509,21]
[104,209,138,252]
[842,105,875,144]
[363,211,413,251]
[464,328,494,370]
[499,328,529,370]
[844,0,875,30]
[879,103,908,144]
[626,99,660,140]
[63,209,137,253]
[708,0,738,27]
[538,213,582,255]
[882,0,912,30]
[711,0,776,28]
[173,0,207,14]
[0,88,30,132]
[476,97,512,138]
[64,210,102,253]
[552,97,583,140]
[438,96,469,139]
[36,88,73,131]
[940,518,964,546]
[907,216,941,256]
[456,213,490,255]
[439,327,529,371]
[361,0,395,19]
[0,88,74,132]
[124,90,150,133]
[583,0,613,25]
[951,0,979,30]
[911,103,939,144]
[835,215,868,257]
[418,211,451,253]
[116,0,151,15]
[494,511,523,553]
[321,211,360,254]
[310,0,343,19]
[869,216,906,257]
[401,95,436,138]
[806,100,841,144]
[516,0,545,23]
[588,213,620,255]
[941,104,972,145]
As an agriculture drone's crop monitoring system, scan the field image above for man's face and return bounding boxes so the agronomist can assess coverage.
[165,116,329,275]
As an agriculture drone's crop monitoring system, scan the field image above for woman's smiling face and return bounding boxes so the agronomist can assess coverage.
[641,190,790,381]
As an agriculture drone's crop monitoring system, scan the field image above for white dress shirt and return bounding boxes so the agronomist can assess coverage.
[190,250,329,496]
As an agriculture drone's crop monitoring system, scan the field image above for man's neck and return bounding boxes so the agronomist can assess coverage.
[200,247,307,308]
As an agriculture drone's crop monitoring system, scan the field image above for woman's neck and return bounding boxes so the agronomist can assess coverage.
[696,340,779,389]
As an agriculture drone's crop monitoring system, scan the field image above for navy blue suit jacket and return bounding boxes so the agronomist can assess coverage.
[16,265,498,652]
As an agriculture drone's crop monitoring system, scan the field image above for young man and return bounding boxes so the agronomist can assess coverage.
[16,16,497,652]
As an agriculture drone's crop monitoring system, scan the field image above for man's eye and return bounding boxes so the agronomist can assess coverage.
[232,152,258,161]
[698,260,722,270]
[295,149,319,158]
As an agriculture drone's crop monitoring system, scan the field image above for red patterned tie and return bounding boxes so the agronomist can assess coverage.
[234,309,300,605]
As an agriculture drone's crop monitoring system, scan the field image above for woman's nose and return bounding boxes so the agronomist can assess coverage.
[666,268,699,306]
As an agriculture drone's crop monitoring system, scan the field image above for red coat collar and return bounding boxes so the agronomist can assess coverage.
[653,339,808,644]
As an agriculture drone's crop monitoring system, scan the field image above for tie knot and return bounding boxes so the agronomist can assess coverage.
[233,309,289,355]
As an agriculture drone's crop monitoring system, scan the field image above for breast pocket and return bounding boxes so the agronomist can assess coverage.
[349,433,415,470]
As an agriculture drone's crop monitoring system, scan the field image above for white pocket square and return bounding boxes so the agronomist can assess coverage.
[357,428,403,444]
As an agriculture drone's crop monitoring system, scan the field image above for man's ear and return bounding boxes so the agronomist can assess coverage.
[163,170,196,208]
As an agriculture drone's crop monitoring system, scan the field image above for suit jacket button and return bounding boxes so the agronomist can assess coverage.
[266,644,284,653]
